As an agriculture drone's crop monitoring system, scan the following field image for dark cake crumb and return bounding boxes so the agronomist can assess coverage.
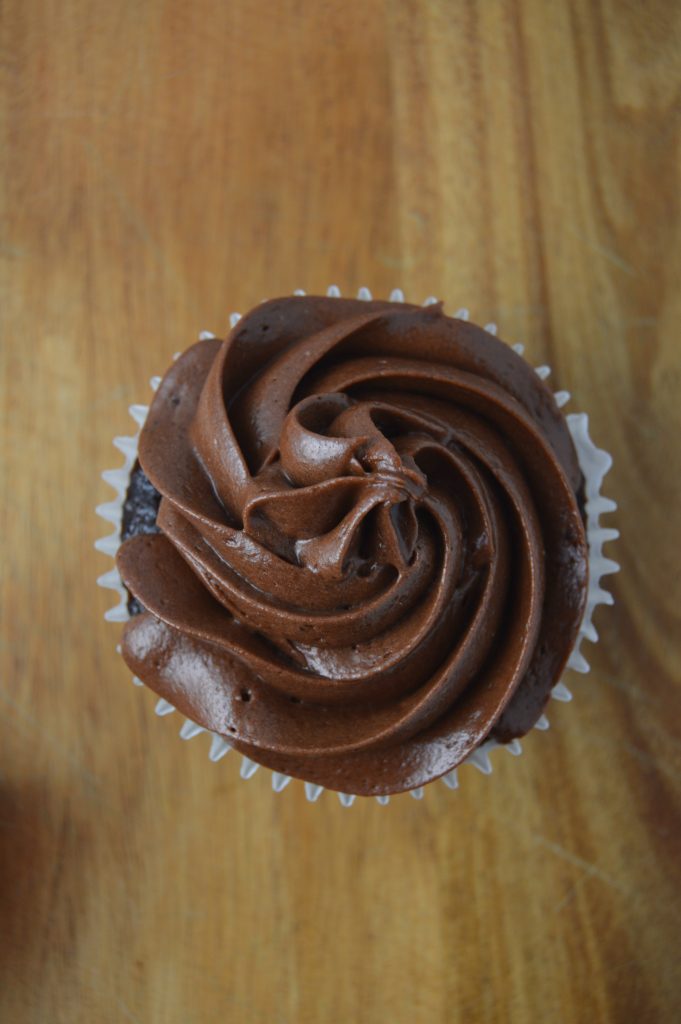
[121,460,162,616]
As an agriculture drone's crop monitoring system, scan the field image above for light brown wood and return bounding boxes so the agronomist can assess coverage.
[2,1,680,1021]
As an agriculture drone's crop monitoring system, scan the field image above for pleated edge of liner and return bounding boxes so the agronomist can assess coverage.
[96,285,620,808]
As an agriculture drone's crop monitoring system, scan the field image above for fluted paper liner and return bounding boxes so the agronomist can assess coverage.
[97,287,619,805]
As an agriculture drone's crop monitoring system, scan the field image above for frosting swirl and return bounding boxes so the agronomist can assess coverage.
[118,296,588,795]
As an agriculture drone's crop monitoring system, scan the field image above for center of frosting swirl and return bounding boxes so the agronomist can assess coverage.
[253,392,427,578]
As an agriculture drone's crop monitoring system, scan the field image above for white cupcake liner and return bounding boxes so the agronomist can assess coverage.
[96,286,619,805]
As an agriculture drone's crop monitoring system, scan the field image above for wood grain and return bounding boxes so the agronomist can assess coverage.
[1,1,680,1021]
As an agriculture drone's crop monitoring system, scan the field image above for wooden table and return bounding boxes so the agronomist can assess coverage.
[2,2,680,1021]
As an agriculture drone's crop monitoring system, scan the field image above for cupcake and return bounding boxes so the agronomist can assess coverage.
[97,288,618,804]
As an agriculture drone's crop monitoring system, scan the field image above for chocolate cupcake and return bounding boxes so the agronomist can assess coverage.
[97,288,619,803]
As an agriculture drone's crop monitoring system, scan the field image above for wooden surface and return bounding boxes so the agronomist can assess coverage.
[2,1,680,1021]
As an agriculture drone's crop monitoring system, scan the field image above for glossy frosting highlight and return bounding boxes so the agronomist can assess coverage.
[117,296,588,795]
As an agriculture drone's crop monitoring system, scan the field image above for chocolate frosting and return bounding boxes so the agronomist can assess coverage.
[117,297,588,795]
